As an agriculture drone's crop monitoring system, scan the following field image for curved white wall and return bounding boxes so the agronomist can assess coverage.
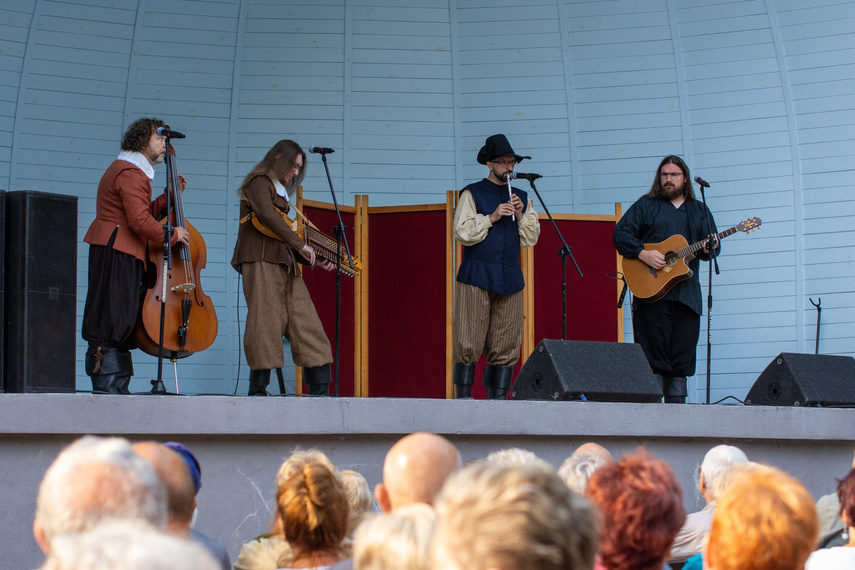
[1,0,853,400]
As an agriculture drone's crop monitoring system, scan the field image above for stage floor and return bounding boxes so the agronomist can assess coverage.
[4,393,854,568]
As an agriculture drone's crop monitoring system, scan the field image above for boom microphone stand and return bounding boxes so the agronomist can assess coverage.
[698,180,719,405]
[315,149,355,397]
[515,175,582,340]
[150,136,176,395]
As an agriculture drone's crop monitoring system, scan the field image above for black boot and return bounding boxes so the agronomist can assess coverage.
[248,369,271,396]
[453,363,475,399]
[304,364,331,396]
[115,350,133,395]
[663,376,687,404]
[86,345,123,394]
[484,364,513,400]
[654,374,664,403]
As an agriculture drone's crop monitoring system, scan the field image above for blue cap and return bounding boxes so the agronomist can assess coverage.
[163,441,202,495]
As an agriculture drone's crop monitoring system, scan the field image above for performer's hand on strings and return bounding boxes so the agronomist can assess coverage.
[178,174,187,192]
[175,227,190,245]
[510,194,524,219]
[489,201,515,223]
[638,249,666,270]
[316,258,335,271]
[301,244,317,265]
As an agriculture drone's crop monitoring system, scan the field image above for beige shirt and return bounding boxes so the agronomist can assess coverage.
[668,501,716,560]
[453,189,540,248]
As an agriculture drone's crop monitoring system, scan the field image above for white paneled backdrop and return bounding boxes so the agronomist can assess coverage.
[1,0,852,401]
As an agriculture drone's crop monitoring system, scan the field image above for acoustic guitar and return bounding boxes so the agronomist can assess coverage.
[621,217,761,302]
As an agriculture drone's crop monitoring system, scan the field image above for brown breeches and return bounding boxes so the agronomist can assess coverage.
[452,282,523,366]
[241,261,332,370]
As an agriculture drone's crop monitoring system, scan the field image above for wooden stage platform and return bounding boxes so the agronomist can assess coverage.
[3,393,854,569]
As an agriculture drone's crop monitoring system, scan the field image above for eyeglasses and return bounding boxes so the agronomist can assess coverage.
[660,171,683,179]
[490,159,516,167]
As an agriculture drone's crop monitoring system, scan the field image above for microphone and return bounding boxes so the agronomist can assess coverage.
[508,172,542,181]
[309,146,335,155]
[694,176,710,188]
[155,127,185,139]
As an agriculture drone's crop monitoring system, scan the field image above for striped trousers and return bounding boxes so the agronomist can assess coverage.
[452,282,523,366]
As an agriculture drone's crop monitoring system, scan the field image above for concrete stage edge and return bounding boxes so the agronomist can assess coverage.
[3,393,854,568]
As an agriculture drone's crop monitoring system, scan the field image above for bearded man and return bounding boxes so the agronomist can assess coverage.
[613,155,719,403]
[82,118,190,394]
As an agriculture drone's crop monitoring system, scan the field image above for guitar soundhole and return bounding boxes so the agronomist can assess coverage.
[665,252,677,267]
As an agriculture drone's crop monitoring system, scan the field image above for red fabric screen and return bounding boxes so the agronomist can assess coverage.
[367,210,447,398]
[300,206,358,397]
[531,217,619,345]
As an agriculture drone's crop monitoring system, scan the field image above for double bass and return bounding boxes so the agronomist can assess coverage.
[134,143,218,358]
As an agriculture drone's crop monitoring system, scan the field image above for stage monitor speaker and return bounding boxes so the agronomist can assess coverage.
[4,191,77,393]
[510,339,661,403]
[745,352,855,407]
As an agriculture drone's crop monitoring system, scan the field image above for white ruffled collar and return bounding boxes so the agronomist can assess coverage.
[116,150,155,181]
[272,177,290,201]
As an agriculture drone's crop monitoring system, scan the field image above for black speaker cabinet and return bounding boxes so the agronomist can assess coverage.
[4,191,77,393]
[510,339,661,402]
[745,352,855,407]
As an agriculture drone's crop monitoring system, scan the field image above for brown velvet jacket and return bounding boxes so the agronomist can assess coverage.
[83,160,177,262]
[230,174,307,275]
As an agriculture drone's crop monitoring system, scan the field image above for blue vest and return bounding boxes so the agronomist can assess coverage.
[456,179,528,295]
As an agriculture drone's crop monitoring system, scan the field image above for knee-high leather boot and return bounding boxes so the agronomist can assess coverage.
[453,363,475,399]
[304,364,331,396]
[86,345,122,394]
[663,376,687,404]
[115,350,133,395]
[248,369,271,396]
[483,364,513,400]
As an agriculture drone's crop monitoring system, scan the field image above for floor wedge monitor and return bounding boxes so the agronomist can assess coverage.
[510,339,661,403]
[745,352,855,407]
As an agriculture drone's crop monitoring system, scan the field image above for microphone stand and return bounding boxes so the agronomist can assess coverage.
[151,137,175,394]
[317,151,355,397]
[699,184,719,404]
[521,178,582,340]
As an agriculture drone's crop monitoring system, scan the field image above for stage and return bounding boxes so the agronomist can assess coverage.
[3,393,854,568]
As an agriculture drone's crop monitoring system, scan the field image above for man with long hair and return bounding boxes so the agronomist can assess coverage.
[613,156,719,403]
[230,140,334,396]
[82,117,190,393]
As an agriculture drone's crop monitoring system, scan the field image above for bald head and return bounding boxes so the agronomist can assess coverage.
[573,443,612,463]
[133,442,196,537]
[376,433,461,513]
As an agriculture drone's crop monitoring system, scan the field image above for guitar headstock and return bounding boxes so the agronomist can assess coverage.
[737,217,762,233]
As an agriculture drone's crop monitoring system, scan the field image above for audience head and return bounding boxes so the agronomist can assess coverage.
[375,432,461,513]
[699,445,748,503]
[838,468,855,532]
[574,442,613,463]
[40,519,219,570]
[485,447,541,466]
[706,464,818,570]
[163,441,203,495]
[132,441,197,538]
[432,461,598,570]
[354,503,436,570]
[34,436,167,553]
[340,469,375,536]
[585,449,686,570]
[276,450,349,560]
[559,453,610,496]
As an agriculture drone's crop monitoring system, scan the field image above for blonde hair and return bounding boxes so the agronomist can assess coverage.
[276,450,348,559]
[340,469,374,536]
[706,465,818,570]
[433,462,597,570]
[354,504,436,570]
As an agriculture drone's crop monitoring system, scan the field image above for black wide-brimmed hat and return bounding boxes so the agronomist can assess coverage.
[477,134,531,165]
